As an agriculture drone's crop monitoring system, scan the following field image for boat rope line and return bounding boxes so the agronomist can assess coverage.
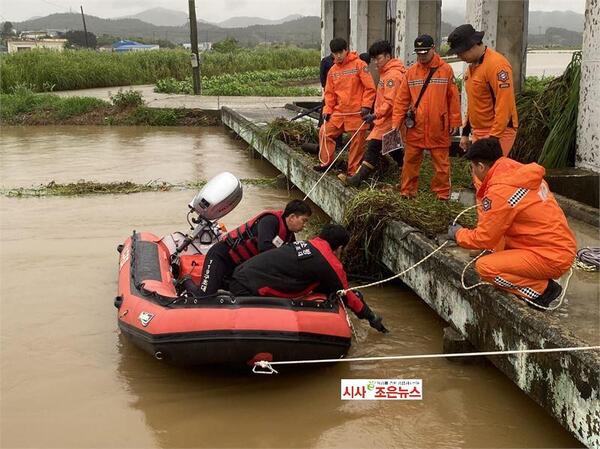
[575,246,600,272]
[303,112,366,201]
[252,346,600,374]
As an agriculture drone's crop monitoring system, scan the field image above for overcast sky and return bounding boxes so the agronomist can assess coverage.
[0,0,586,23]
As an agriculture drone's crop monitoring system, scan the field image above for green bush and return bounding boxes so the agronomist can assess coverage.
[110,88,144,109]
[128,107,182,126]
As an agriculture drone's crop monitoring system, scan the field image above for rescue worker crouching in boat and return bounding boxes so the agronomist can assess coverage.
[183,199,312,297]
[339,40,406,187]
[229,224,389,333]
[447,138,576,309]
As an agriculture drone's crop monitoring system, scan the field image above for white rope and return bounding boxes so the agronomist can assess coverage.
[304,120,366,200]
[252,345,600,373]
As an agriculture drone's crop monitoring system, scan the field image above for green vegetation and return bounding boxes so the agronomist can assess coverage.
[259,117,319,149]
[0,87,217,126]
[155,66,320,96]
[513,52,582,168]
[3,178,279,197]
[0,47,319,93]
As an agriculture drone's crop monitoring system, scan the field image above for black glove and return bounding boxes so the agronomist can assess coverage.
[363,113,376,124]
[323,113,331,122]
[360,107,371,118]
[360,304,389,334]
[447,223,462,241]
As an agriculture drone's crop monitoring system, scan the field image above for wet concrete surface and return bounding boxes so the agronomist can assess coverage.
[0,127,583,448]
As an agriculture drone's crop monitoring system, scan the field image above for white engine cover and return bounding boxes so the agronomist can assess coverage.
[189,172,243,221]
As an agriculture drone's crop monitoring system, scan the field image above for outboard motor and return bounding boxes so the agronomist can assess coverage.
[171,172,243,261]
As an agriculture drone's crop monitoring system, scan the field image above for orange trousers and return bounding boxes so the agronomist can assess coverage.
[472,127,517,192]
[475,249,571,300]
[318,122,367,175]
[401,144,450,199]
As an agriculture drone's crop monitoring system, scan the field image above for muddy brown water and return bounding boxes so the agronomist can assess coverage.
[0,126,581,448]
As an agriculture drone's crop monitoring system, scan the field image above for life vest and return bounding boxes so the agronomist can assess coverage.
[222,210,291,265]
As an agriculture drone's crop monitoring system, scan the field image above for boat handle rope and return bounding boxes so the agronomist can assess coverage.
[252,346,600,374]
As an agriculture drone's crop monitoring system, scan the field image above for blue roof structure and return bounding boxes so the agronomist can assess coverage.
[112,40,158,52]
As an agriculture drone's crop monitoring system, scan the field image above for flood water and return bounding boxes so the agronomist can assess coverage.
[0,126,582,448]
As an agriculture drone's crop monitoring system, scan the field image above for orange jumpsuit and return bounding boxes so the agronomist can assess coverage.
[320,51,377,175]
[392,53,461,199]
[464,47,519,190]
[368,58,406,141]
[456,157,576,300]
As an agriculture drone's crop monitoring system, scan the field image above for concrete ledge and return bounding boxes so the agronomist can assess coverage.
[546,168,599,209]
[222,106,600,448]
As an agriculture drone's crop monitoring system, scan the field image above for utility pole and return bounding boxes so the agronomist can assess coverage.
[80,5,89,48]
[188,0,201,95]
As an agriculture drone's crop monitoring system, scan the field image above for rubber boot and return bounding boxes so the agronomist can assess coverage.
[527,279,562,309]
[338,161,375,187]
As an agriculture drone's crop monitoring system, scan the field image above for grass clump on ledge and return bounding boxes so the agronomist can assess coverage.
[259,117,319,149]
[343,187,477,275]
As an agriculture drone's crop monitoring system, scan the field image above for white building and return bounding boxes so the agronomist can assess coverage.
[7,39,67,53]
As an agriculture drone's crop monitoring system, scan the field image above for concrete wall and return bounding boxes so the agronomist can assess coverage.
[222,106,600,448]
[576,0,600,173]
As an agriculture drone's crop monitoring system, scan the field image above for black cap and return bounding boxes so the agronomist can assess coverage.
[447,24,485,54]
[414,34,434,54]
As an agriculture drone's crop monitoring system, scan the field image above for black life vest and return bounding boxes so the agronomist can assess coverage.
[222,210,290,264]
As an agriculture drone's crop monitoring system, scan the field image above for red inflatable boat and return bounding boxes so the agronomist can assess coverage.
[115,173,352,366]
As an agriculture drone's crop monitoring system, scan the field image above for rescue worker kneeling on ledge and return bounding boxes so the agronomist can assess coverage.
[229,224,388,333]
[184,199,312,297]
[447,138,576,308]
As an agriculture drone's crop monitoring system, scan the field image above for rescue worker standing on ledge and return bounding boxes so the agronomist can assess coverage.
[339,40,406,187]
[315,37,376,177]
[447,24,519,159]
[392,35,461,200]
[229,224,388,333]
[448,138,576,309]
[184,199,312,297]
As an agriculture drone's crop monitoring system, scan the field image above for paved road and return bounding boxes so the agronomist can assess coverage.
[55,84,322,111]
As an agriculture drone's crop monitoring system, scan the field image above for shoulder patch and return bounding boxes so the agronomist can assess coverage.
[386,79,394,87]
[482,197,492,212]
[499,82,510,89]
[497,70,509,82]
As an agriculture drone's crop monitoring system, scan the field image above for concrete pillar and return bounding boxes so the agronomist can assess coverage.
[321,0,350,57]
[466,0,528,93]
[350,0,369,53]
[367,0,387,50]
[576,0,600,173]
[496,0,528,93]
[395,0,441,65]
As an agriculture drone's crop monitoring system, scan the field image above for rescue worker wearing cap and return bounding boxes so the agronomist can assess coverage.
[184,199,312,297]
[391,35,461,200]
[338,40,406,187]
[229,224,388,333]
[447,138,576,309]
[315,37,376,177]
[447,24,519,161]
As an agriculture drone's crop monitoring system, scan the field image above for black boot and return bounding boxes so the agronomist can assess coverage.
[339,161,375,187]
[527,279,562,309]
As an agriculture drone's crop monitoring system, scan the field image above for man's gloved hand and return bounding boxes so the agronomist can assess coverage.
[323,113,331,122]
[363,113,377,124]
[448,223,463,241]
[360,107,371,118]
[360,304,389,333]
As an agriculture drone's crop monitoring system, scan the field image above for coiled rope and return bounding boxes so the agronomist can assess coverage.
[575,247,600,272]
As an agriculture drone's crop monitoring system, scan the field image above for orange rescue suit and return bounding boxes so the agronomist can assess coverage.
[456,157,576,300]
[464,47,519,144]
[368,58,406,141]
[319,51,376,174]
[391,53,461,199]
